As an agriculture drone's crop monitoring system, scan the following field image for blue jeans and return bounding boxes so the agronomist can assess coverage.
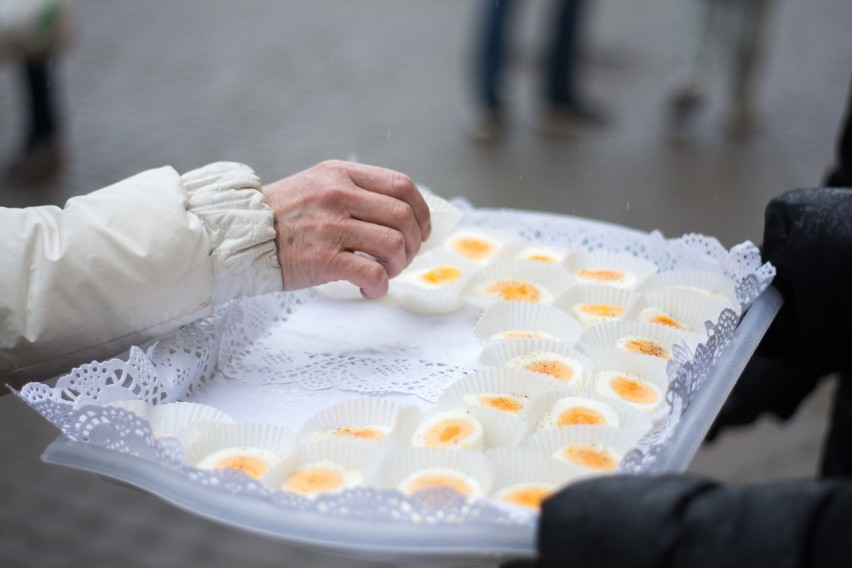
[475,0,586,110]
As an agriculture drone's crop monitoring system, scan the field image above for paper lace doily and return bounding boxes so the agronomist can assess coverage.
[18,206,774,531]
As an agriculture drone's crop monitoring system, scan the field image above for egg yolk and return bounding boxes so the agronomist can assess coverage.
[452,237,496,261]
[577,268,625,282]
[285,467,344,494]
[650,313,689,330]
[479,395,523,414]
[333,427,387,441]
[213,455,270,479]
[487,280,541,302]
[420,266,462,286]
[406,473,473,496]
[556,406,607,426]
[424,418,475,447]
[525,253,557,263]
[611,376,659,405]
[623,339,672,359]
[501,486,552,509]
[525,359,574,381]
[564,445,618,471]
[578,303,624,318]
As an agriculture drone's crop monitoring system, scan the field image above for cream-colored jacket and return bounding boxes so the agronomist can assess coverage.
[1,162,283,387]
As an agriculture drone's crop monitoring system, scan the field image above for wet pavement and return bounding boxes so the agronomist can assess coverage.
[1,0,850,566]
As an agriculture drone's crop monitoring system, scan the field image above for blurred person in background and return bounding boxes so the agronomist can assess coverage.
[666,0,775,138]
[0,0,69,184]
[467,0,606,141]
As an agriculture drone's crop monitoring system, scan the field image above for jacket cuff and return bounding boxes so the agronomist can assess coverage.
[182,162,283,304]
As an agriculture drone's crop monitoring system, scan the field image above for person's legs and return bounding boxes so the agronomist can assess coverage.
[725,0,772,136]
[544,0,584,106]
[468,0,516,140]
[667,0,719,127]
[24,57,59,149]
[7,56,63,183]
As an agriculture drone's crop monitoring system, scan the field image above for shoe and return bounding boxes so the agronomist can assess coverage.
[535,100,609,137]
[4,140,64,185]
[465,108,504,142]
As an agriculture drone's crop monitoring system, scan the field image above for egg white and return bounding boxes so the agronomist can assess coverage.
[410,409,485,451]
[398,264,466,289]
[594,370,662,413]
[669,285,730,304]
[515,246,562,264]
[283,459,364,497]
[495,482,557,509]
[507,351,584,387]
[472,279,554,303]
[445,230,503,264]
[571,302,625,328]
[489,329,561,342]
[195,446,282,477]
[537,396,620,431]
[552,443,623,471]
[615,335,672,359]
[636,307,690,331]
[462,392,528,415]
[575,268,638,289]
[309,425,391,443]
[399,467,482,497]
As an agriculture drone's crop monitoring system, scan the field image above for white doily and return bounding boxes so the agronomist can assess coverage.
[17,207,775,534]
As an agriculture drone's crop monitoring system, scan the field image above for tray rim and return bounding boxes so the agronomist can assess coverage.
[40,286,782,562]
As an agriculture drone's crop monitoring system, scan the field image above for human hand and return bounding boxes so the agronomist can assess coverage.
[261,160,431,299]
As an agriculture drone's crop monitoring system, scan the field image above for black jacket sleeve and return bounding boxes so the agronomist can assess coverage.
[511,475,852,568]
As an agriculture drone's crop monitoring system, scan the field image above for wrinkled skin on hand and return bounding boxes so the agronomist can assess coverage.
[261,160,432,299]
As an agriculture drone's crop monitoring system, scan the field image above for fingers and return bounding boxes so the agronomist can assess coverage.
[338,218,408,279]
[342,162,432,242]
[341,190,423,264]
[327,251,389,300]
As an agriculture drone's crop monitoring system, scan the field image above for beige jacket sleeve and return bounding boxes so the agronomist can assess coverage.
[0,162,283,387]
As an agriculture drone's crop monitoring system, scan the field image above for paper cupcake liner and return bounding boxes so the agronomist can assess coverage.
[442,227,520,266]
[577,319,702,361]
[462,260,577,311]
[371,447,494,498]
[526,390,653,436]
[522,425,641,474]
[299,398,412,447]
[553,285,638,329]
[638,270,740,313]
[389,249,480,314]
[479,337,595,391]
[437,368,567,420]
[180,422,298,469]
[418,192,464,254]
[398,405,527,451]
[475,301,582,347]
[148,402,235,438]
[315,280,365,301]
[498,241,579,267]
[262,439,384,494]
[567,250,658,290]
[628,288,731,337]
[588,350,671,423]
[486,446,588,492]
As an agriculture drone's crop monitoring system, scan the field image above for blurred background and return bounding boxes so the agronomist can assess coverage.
[1,0,850,566]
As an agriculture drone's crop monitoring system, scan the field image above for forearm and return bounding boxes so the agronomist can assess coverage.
[0,162,282,387]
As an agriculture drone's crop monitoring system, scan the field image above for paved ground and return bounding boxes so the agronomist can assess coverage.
[1,0,850,566]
